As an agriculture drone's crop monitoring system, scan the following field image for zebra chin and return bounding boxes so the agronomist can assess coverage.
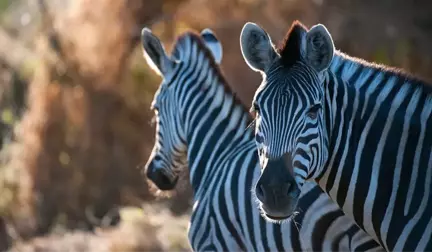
[259,202,299,223]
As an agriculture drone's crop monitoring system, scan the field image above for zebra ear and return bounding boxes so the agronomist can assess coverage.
[141,28,175,76]
[240,22,279,73]
[201,28,223,64]
[302,24,334,72]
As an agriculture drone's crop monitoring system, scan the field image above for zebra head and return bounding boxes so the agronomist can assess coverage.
[141,28,223,190]
[240,21,334,220]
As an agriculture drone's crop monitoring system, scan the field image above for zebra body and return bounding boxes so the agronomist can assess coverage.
[240,20,432,251]
[142,27,383,251]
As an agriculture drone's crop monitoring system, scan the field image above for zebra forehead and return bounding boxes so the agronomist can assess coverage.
[266,63,321,90]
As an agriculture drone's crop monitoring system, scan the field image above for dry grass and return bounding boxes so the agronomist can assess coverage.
[9,204,191,252]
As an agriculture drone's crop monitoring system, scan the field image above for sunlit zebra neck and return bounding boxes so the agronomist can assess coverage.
[173,33,254,196]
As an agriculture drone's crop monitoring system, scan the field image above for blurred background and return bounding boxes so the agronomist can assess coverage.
[0,0,430,251]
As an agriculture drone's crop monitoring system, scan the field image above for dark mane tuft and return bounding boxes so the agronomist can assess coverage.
[275,20,431,92]
[277,20,308,67]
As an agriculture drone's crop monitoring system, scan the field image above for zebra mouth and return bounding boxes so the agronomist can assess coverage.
[265,213,291,220]
[260,204,295,221]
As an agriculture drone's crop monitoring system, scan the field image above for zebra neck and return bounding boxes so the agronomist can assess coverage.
[322,52,432,196]
[324,52,431,141]
[182,75,253,195]
[322,54,419,177]
[318,52,432,248]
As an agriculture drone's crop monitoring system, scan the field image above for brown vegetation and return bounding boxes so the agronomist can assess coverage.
[10,205,190,252]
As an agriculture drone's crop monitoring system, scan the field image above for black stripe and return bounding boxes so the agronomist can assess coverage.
[335,68,380,207]
[386,85,427,250]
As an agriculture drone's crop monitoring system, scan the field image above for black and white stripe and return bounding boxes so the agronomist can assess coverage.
[240,20,432,251]
[142,27,383,251]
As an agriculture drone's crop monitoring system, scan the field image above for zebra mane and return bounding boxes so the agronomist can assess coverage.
[278,20,431,91]
[277,20,308,68]
[172,31,254,122]
[333,50,432,92]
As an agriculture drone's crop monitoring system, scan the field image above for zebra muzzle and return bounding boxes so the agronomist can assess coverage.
[255,153,300,219]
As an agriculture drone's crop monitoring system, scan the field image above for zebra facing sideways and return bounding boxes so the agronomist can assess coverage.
[240,20,432,251]
[141,27,383,251]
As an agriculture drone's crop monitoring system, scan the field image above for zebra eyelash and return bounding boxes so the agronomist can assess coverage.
[246,118,256,131]
[247,104,259,132]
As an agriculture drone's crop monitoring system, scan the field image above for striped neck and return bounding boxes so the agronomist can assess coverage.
[320,51,432,181]
[325,51,432,146]
[182,71,253,196]
[174,35,254,196]
[317,51,432,246]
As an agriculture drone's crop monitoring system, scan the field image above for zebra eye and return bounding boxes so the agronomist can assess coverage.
[306,104,321,119]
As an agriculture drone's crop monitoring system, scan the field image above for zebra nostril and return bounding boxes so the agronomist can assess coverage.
[285,181,299,197]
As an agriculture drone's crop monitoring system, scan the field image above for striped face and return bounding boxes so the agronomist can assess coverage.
[240,22,335,219]
[253,63,327,183]
[141,28,223,191]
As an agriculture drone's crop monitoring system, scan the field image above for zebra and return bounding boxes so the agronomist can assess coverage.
[141,26,384,251]
[240,20,432,251]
